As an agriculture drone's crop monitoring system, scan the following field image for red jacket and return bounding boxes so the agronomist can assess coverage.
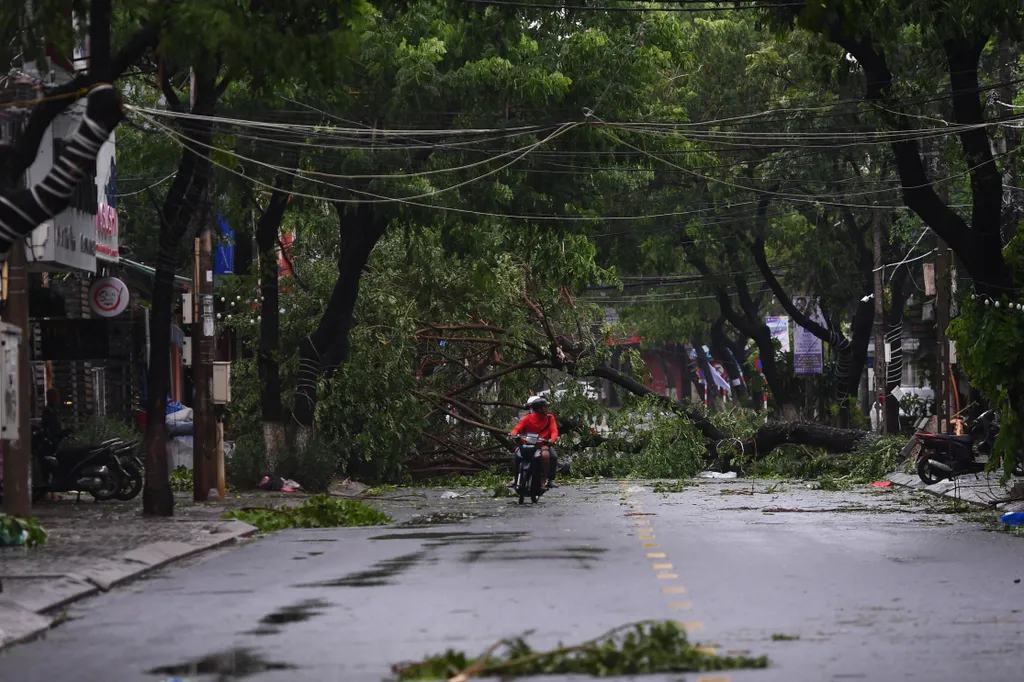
[512,412,558,442]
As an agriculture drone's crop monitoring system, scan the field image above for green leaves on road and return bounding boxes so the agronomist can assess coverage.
[0,515,48,547]
[391,620,767,680]
[223,494,392,533]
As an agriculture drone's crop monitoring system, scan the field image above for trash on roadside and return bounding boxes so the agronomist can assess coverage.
[698,471,737,479]
[1000,512,1024,526]
[257,475,302,493]
[441,491,461,499]
[869,481,892,488]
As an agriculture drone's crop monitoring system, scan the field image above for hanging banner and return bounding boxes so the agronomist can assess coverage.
[765,316,790,352]
[792,296,825,375]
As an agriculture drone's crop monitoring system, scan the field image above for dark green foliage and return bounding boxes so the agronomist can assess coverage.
[223,494,392,532]
[0,515,48,547]
[391,620,768,680]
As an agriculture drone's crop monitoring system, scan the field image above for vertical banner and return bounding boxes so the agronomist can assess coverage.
[792,296,825,375]
[765,316,790,352]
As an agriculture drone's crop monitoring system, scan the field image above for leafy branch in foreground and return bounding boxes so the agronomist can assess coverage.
[390,620,768,680]
[0,515,48,547]
[223,494,392,532]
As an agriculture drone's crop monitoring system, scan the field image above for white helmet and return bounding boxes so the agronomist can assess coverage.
[526,395,550,410]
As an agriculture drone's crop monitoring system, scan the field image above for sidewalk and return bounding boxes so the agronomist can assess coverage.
[887,471,1024,512]
[0,490,277,649]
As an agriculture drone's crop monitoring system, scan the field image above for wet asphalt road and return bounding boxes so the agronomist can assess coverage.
[1,480,1023,682]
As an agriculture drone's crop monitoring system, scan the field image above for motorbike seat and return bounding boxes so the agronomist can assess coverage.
[54,444,108,464]
[928,434,973,444]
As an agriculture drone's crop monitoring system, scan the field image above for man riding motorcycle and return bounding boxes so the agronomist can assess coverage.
[507,395,559,489]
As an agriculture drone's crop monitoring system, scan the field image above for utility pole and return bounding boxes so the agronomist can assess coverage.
[872,212,886,433]
[935,238,951,434]
[2,245,31,516]
[192,228,216,501]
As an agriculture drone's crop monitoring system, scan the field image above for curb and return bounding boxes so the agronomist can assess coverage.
[0,520,258,651]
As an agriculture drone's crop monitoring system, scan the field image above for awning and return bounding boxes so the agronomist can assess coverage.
[120,258,192,286]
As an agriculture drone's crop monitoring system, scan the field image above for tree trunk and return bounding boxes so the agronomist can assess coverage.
[843,297,875,427]
[142,73,218,517]
[723,329,760,408]
[884,266,909,432]
[742,421,871,459]
[291,204,389,433]
[256,184,291,471]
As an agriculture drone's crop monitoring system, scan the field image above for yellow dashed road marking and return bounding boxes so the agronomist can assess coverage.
[656,572,679,579]
[678,621,704,633]
[662,586,687,594]
[667,601,692,610]
[639,534,655,539]
[696,677,729,682]
[647,552,666,558]
[652,562,673,569]
[642,542,659,548]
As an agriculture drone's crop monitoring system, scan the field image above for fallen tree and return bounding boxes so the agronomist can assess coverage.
[407,291,876,474]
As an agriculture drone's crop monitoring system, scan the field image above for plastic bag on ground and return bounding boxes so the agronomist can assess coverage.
[698,470,737,479]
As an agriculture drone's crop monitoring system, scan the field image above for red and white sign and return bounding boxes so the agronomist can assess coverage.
[89,277,129,318]
[95,203,119,262]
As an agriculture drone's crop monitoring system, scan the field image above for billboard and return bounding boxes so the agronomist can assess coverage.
[792,296,825,375]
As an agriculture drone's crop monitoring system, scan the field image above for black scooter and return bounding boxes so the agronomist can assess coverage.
[916,410,1024,484]
[32,427,133,503]
[513,433,547,505]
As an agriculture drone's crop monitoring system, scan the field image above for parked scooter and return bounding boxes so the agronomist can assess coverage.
[32,427,134,503]
[512,433,547,505]
[916,410,1024,484]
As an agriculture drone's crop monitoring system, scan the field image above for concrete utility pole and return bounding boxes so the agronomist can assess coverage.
[935,238,951,433]
[192,228,216,501]
[872,212,886,433]
[2,246,31,516]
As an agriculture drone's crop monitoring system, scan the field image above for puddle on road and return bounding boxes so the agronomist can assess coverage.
[245,598,330,636]
[368,531,604,566]
[295,551,433,588]
[148,648,295,680]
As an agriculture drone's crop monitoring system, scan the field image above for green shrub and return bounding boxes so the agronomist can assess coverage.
[226,432,268,489]
[67,415,140,447]
[170,465,194,492]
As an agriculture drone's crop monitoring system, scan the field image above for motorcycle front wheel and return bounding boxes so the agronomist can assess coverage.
[917,455,948,485]
[115,459,143,501]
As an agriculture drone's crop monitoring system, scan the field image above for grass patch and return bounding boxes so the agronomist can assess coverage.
[223,494,392,532]
[390,620,767,680]
[0,515,48,547]
[170,465,194,493]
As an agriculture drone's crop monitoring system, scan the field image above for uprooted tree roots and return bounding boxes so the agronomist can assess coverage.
[390,620,768,681]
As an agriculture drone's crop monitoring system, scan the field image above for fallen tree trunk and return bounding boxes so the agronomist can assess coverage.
[741,421,873,459]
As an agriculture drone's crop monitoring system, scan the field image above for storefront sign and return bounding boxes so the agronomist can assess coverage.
[96,203,118,262]
[89,277,129,318]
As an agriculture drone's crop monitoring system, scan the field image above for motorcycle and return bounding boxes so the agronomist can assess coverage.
[32,427,134,503]
[114,443,144,501]
[915,410,1024,484]
[513,433,548,505]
